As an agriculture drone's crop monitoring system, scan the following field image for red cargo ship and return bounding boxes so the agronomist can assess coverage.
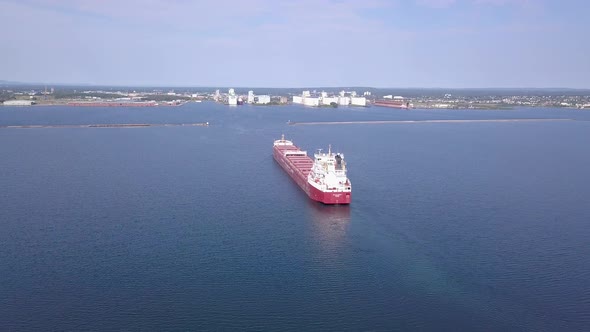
[373,99,412,109]
[273,135,351,205]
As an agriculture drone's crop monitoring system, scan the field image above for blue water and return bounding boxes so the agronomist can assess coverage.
[1,103,589,331]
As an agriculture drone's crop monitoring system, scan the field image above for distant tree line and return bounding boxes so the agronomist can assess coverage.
[0,91,13,102]
[52,92,124,99]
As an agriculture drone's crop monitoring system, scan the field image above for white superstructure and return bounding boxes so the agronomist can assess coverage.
[307,145,351,193]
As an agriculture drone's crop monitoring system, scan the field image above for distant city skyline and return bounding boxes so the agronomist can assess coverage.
[1,0,588,88]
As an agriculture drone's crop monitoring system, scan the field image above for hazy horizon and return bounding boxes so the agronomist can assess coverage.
[2,0,589,89]
[2,79,590,91]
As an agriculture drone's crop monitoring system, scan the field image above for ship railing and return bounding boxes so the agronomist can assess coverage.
[323,187,351,192]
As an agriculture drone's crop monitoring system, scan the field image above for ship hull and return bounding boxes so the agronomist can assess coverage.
[273,146,351,205]
[307,183,351,204]
[373,100,411,109]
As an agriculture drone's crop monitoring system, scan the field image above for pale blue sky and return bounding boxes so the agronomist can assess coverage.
[1,0,588,88]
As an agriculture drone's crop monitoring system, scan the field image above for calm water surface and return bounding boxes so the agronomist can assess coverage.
[1,103,589,330]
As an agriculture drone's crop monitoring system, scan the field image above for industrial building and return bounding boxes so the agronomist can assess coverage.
[256,95,271,104]
[292,90,366,107]
[3,100,35,106]
[246,91,270,104]
[321,97,338,105]
[338,96,350,106]
[293,94,320,106]
[227,88,237,105]
[303,97,320,107]
[350,97,367,106]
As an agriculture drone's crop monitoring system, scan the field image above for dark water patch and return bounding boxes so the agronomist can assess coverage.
[1,104,589,330]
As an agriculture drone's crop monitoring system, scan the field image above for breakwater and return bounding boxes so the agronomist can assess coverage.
[0,122,209,129]
[288,119,574,125]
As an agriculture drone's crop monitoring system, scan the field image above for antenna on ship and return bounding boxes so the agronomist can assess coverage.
[328,144,332,156]
[281,134,285,141]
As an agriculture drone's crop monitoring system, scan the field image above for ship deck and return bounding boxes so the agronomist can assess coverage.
[274,145,314,174]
